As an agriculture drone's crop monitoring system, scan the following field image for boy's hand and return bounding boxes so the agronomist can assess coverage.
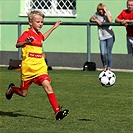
[53,21,62,29]
[26,36,35,43]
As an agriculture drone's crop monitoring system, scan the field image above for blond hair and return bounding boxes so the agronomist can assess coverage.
[28,10,45,21]
[97,3,104,12]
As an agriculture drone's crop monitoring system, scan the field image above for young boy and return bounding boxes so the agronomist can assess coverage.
[5,10,69,120]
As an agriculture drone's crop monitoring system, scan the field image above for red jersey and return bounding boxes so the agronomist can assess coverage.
[17,28,48,81]
[117,9,133,37]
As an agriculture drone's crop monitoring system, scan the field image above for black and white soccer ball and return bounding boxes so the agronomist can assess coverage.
[99,70,116,87]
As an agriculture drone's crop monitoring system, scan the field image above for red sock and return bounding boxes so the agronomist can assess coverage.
[47,93,59,114]
[11,87,21,96]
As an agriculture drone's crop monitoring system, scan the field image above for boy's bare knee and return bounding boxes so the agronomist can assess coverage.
[21,91,28,97]
[21,93,27,97]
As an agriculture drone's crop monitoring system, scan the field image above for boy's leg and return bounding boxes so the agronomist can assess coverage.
[39,75,69,120]
[47,92,60,114]
[41,80,60,114]
[6,80,31,100]
[6,83,22,100]
[46,87,69,120]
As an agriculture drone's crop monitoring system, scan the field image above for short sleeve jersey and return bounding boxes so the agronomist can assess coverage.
[93,11,114,40]
[117,10,133,37]
[17,28,48,81]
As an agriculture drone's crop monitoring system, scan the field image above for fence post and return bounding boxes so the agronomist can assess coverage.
[18,23,22,59]
[87,23,91,62]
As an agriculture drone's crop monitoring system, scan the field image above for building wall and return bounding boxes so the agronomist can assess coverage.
[0,0,132,69]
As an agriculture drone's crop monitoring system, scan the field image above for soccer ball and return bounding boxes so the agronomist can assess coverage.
[99,70,116,87]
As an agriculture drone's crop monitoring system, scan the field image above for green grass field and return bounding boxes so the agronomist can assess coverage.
[0,67,133,133]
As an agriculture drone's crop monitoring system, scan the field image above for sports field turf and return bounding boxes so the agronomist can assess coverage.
[0,67,133,133]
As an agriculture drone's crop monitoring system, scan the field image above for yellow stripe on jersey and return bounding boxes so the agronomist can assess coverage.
[18,29,47,81]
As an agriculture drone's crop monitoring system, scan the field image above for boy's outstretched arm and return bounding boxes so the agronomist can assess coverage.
[43,20,62,41]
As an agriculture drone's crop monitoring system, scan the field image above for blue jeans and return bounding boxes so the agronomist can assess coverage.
[99,37,114,69]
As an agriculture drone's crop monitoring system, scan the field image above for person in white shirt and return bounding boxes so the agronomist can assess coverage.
[90,3,115,71]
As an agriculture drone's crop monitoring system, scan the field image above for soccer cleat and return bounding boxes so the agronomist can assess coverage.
[56,109,69,120]
[5,83,15,100]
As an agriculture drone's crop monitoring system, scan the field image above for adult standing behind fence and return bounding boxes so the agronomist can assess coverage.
[90,3,115,71]
[115,0,133,56]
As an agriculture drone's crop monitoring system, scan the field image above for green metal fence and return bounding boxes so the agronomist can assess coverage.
[0,21,130,61]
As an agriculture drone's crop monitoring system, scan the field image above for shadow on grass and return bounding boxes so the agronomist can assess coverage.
[0,110,96,122]
[0,110,47,120]
[78,118,95,122]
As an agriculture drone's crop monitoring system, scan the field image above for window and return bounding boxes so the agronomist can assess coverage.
[24,0,76,17]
